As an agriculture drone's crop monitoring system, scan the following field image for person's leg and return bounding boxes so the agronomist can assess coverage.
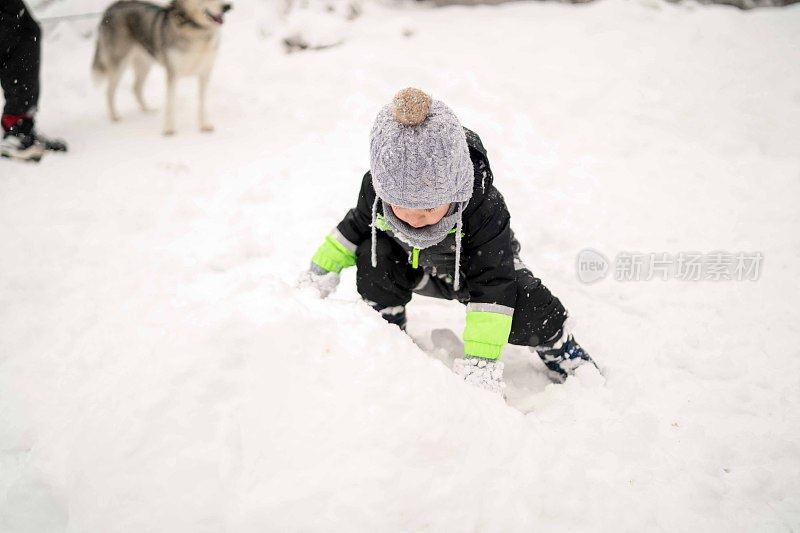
[0,0,41,127]
[355,234,423,330]
[1,2,66,159]
[508,268,596,380]
[508,268,567,347]
[0,0,43,160]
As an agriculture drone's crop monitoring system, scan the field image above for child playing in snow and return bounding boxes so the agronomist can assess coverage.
[299,88,597,394]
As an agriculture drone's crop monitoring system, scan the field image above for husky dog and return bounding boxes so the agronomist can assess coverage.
[93,0,231,135]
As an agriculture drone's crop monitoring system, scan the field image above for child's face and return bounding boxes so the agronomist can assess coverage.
[390,204,450,228]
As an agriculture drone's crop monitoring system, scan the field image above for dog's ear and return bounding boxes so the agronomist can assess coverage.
[222,3,232,12]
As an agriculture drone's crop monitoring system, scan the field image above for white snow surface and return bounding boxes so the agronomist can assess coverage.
[2,0,800,531]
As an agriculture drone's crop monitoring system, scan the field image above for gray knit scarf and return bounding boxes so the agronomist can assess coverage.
[371,199,466,290]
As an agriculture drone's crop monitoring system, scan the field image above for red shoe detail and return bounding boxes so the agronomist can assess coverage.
[1,114,29,131]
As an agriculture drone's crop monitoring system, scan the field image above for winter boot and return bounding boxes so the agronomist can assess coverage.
[1,117,44,162]
[369,304,407,331]
[534,329,598,382]
[34,129,68,152]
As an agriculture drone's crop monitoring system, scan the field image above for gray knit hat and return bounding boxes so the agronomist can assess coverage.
[370,88,474,208]
[368,88,475,290]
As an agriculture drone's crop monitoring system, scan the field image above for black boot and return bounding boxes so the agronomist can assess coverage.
[534,331,599,382]
[373,305,408,331]
[0,117,43,162]
[33,128,68,152]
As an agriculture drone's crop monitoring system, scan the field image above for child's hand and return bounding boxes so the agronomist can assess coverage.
[296,265,340,299]
[453,356,506,397]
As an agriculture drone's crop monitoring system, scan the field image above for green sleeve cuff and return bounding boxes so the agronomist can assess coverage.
[311,234,357,274]
[463,311,513,360]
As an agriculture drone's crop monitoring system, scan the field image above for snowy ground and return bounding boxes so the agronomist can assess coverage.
[1,0,799,531]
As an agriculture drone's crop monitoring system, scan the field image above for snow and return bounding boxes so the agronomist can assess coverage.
[2,0,800,531]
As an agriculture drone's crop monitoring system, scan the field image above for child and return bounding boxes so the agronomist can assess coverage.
[299,88,597,394]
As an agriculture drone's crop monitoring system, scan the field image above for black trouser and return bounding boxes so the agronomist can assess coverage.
[0,0,41,117]
[356,232,568,348]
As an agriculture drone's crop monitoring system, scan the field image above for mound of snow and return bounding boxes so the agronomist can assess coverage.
[1,274,541,531]
[281,0,361,52]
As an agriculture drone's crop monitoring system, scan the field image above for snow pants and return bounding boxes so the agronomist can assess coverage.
[0,0,41,117]
[356,231,568,348]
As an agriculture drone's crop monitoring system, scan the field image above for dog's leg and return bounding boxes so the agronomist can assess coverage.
[198,72,213,133]
[106,66,123,122]
[132,54,154,113]
[164,70,177,136]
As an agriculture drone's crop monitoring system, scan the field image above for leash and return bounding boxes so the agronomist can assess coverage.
[36,11,104,23]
